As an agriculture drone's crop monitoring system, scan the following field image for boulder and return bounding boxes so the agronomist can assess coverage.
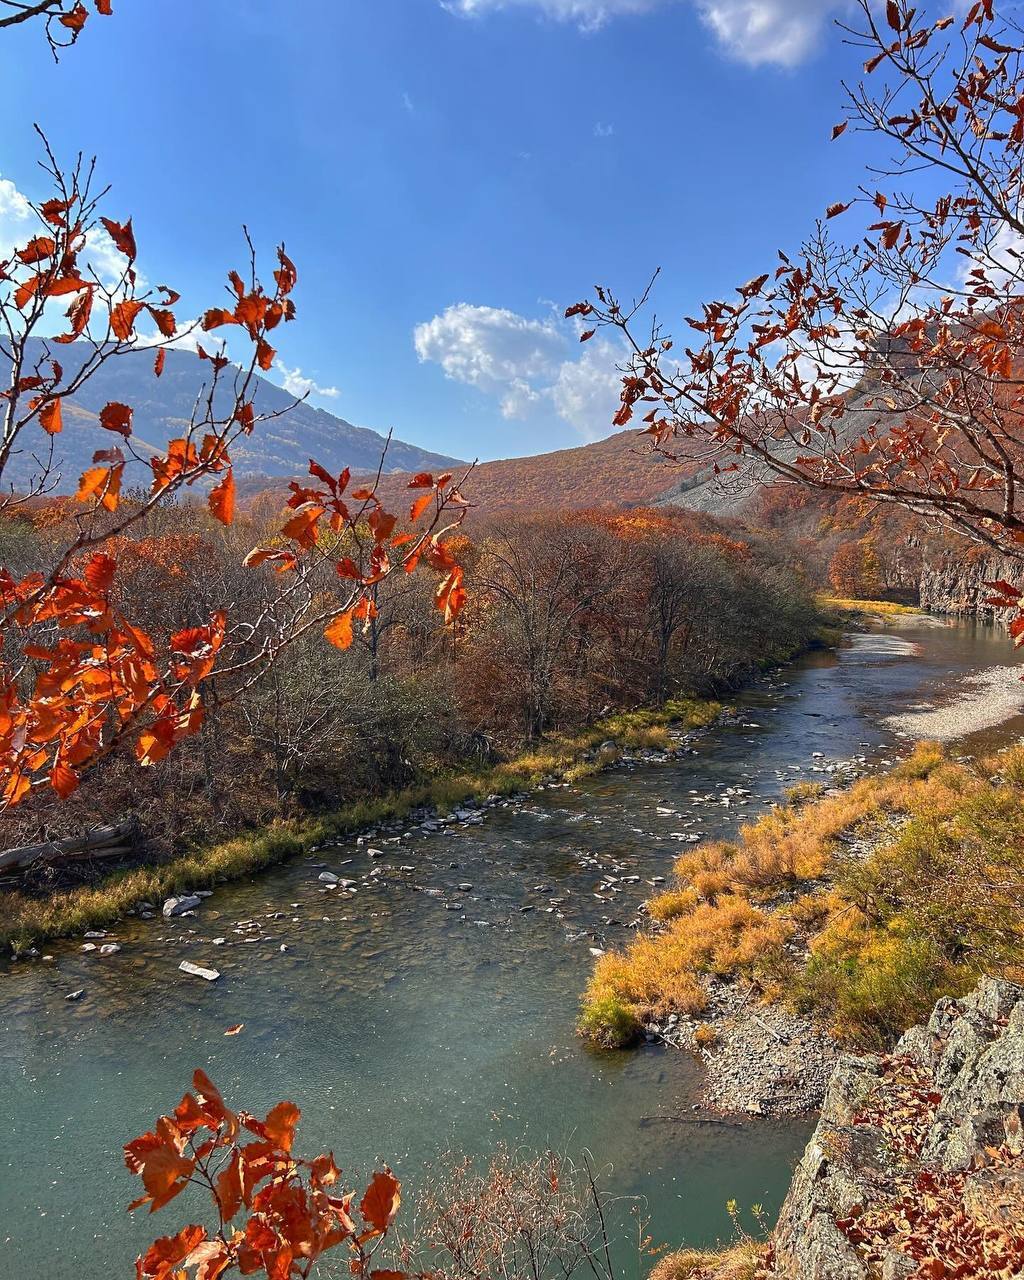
[162,894,202,917]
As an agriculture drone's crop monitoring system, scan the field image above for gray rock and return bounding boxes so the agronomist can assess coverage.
[767,979,1024,1279]
[318,872,339,884]
[162,895,202,917]
[65,989,85,1001]
[179,960,220,981]
[98,943,121,956]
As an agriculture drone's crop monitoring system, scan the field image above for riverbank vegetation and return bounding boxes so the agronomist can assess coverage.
[581,741,1024,1050]
[1,502,820,949]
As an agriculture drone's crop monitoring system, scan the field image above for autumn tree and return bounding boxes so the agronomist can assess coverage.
[0,142,470,812]
[574,0,1024,625]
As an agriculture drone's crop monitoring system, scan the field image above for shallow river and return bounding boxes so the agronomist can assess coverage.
[2,617,1023,1280]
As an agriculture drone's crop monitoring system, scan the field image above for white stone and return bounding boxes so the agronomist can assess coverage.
[179,960,220,981]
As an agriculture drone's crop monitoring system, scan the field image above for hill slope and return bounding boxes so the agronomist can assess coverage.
[2,341,463,492]
[373,428,692,516]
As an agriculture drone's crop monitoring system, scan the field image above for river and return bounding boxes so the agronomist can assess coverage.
[2,616,1023,1280]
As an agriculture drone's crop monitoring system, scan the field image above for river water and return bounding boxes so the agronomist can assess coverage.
[2,617,1023,1280]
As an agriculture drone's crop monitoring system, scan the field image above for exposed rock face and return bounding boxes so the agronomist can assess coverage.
[918,551,1020,619]
[765,979,1024,1278]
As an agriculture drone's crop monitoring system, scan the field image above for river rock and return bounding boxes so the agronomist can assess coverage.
[318,872,339,884]
[163,894,202,917]
[179,960,220,981]
[99,943,121,956]
[65,989,85,1001]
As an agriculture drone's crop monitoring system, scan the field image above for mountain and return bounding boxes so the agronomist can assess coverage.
[372,427,694,517]
[2,340,464,492]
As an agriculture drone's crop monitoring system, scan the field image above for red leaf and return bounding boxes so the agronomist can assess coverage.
[154,348,166,378]
[100,216,136,260]
[360,1169,401,1234]
[110,299,145,341]
[99,402,133,437]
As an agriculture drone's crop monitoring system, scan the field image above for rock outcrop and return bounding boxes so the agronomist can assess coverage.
[764,978,1024,1278]
[918,551,1020,619]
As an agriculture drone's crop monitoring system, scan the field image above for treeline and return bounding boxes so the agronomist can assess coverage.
[0,500,819,862]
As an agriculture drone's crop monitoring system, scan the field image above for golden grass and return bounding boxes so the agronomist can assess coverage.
[650,1240,767,1280]
[818,596,923,616]
[581,741,1024,1049]
[3,697,722,953]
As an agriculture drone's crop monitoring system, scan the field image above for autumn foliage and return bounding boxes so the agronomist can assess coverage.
[125,1070,406,1280]
[575,0,1024,627]
[0,147,468,813]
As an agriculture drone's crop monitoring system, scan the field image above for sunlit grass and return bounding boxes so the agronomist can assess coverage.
[818,595,922,615]
[580,740,1024,1049]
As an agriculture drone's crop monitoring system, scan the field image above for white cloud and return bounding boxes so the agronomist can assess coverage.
[415,301,625,438]
[550,336,624,439]
[593,121,614,138]
[275,360,341,401]
[444,0,660,32]
[414,302,566,397]
[0,174,33,260]
[695,0,841,67]
[444,0,845,65]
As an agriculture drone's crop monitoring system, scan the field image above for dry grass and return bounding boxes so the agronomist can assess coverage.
[818,596,922,616]
[650,1240,767,1280]
[580,741,1024,1049]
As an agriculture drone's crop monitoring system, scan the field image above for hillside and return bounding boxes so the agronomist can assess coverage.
[372,427,694,516]
[2,340,463,492]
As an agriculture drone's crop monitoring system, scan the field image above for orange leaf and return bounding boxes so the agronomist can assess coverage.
[50,763,80,798]
[148,307,176,338]
[223,1023,244,1036]
[38,399,63,435]
[410,492,433,522]
[110,299,145,341]
[208,470,235,526]
[324,610,354,650]
[263,1100,300,1153]
[154,348,166,377]
[16,235,56,265]
[202,308,237,331]
[214,1151,243,1222]
[59,2,88,31]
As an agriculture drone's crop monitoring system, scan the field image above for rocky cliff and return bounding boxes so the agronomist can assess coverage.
[918,551,1021,620]
[764,978,1024,1278]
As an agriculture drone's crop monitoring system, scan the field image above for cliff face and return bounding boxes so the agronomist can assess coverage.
[918,551,1021,619]
[764,978,1024,1279]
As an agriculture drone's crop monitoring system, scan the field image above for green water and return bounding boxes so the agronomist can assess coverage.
[1,618,1021,1279]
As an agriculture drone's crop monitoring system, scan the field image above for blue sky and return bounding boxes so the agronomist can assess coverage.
[1,0,871,463]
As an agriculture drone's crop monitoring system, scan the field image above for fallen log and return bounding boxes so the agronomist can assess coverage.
[0,823,135,874]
